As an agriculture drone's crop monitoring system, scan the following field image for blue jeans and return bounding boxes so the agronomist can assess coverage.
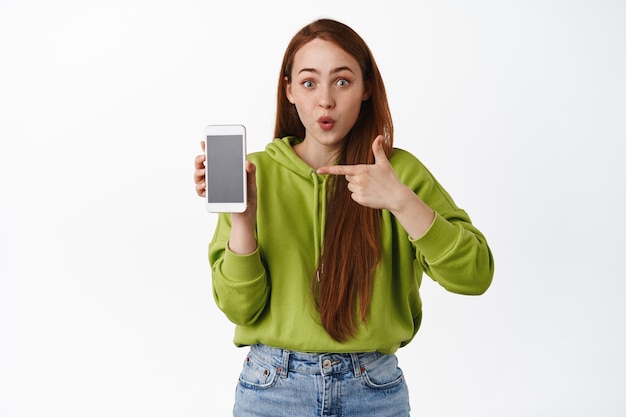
[233,344,411,417]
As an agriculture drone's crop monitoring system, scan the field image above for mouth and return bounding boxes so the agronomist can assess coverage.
[317,116,335,131]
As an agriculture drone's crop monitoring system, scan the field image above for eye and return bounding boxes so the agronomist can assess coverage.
[303,80,315,88]
[336,79,350,87]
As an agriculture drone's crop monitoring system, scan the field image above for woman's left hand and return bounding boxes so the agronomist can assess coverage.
[316,135,408,211]
[317,135,435,239]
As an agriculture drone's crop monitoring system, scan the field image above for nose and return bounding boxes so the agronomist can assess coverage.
[318,86,335,109]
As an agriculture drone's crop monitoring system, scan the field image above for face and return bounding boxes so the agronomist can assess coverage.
[285,38,370,152]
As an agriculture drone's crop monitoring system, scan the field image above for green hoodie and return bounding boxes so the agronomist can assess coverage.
[209,137,494,354]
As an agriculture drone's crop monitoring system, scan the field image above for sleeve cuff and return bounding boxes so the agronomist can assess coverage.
[221,245,265,283]
[410,212,460,262]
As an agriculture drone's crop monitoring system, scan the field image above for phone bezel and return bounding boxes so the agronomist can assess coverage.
[204,124,247,213]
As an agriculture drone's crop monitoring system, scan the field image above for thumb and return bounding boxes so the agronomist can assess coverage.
[372,135,389,165]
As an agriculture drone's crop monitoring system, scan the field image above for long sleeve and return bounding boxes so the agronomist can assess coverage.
[392,149,494,295]
[209,214,270,326]
[413,211,494,294]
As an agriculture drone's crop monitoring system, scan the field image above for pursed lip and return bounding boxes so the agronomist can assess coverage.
[317,116,336,131]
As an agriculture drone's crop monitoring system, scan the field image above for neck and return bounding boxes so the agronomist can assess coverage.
[293,140,342,169]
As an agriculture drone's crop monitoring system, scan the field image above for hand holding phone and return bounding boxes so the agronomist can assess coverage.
[204,124,247,213]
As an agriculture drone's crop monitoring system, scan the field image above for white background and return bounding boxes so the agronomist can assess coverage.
[1,0,625,416]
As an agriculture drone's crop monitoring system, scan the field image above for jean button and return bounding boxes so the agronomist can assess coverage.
[322,359,331,369]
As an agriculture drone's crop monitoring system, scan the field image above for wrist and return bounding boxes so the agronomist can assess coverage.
[389,187,435,240]
[388,184,417,215]
[229,213,257,255]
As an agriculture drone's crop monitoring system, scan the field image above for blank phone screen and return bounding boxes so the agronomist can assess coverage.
[206,135,245,203]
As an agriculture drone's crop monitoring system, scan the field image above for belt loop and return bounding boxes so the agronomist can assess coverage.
[350,353,362,377]
[279,349,290,378]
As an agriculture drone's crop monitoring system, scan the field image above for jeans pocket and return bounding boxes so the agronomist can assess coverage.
[361,354,405,390]
[238,354,278,390]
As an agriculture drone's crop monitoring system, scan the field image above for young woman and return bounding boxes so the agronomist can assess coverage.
[194,18,494,417]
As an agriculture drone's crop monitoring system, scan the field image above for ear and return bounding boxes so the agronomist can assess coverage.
[284,76,295,104]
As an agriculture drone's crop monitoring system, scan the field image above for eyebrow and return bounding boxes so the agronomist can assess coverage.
[297,66,355,76]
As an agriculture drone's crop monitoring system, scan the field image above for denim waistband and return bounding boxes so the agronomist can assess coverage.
[247,344,389,379]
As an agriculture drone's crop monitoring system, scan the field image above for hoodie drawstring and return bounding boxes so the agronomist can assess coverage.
[311,170,328,280]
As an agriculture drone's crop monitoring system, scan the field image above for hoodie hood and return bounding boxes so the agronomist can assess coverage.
[265,136,316,180]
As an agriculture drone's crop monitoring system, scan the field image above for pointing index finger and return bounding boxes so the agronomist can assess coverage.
[317,165,358,176]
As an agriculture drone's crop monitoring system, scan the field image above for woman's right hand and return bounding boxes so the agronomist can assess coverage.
[194,141,258,254]
[194,141,207,197]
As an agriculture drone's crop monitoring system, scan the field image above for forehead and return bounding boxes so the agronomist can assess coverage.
[293,38,361,74]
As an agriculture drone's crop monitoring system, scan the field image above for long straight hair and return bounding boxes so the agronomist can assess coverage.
[274,19,394,341]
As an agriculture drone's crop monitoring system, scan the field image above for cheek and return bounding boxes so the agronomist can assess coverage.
[346,97,364,121]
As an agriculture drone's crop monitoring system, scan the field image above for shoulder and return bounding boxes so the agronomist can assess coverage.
[247,148,273,166]
[388,147,449,198]
[247,137,294,165]
[389,148,431,179]
[247,150,267,162]
[389,148,422,166]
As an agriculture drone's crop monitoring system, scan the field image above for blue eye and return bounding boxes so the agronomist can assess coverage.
[337,79,349,87]
[303,80,314,88]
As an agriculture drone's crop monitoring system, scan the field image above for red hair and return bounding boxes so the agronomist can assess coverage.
[274,19,394,341]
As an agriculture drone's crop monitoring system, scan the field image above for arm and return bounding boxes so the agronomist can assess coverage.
[317,137,494,295]
[228,160,258,255]
[195,143,269,324]
[209,214,269,325]
[414,209,493,295]
[316,136,435,239]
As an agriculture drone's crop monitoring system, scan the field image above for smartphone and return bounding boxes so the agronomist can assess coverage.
[204,124,247,213]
